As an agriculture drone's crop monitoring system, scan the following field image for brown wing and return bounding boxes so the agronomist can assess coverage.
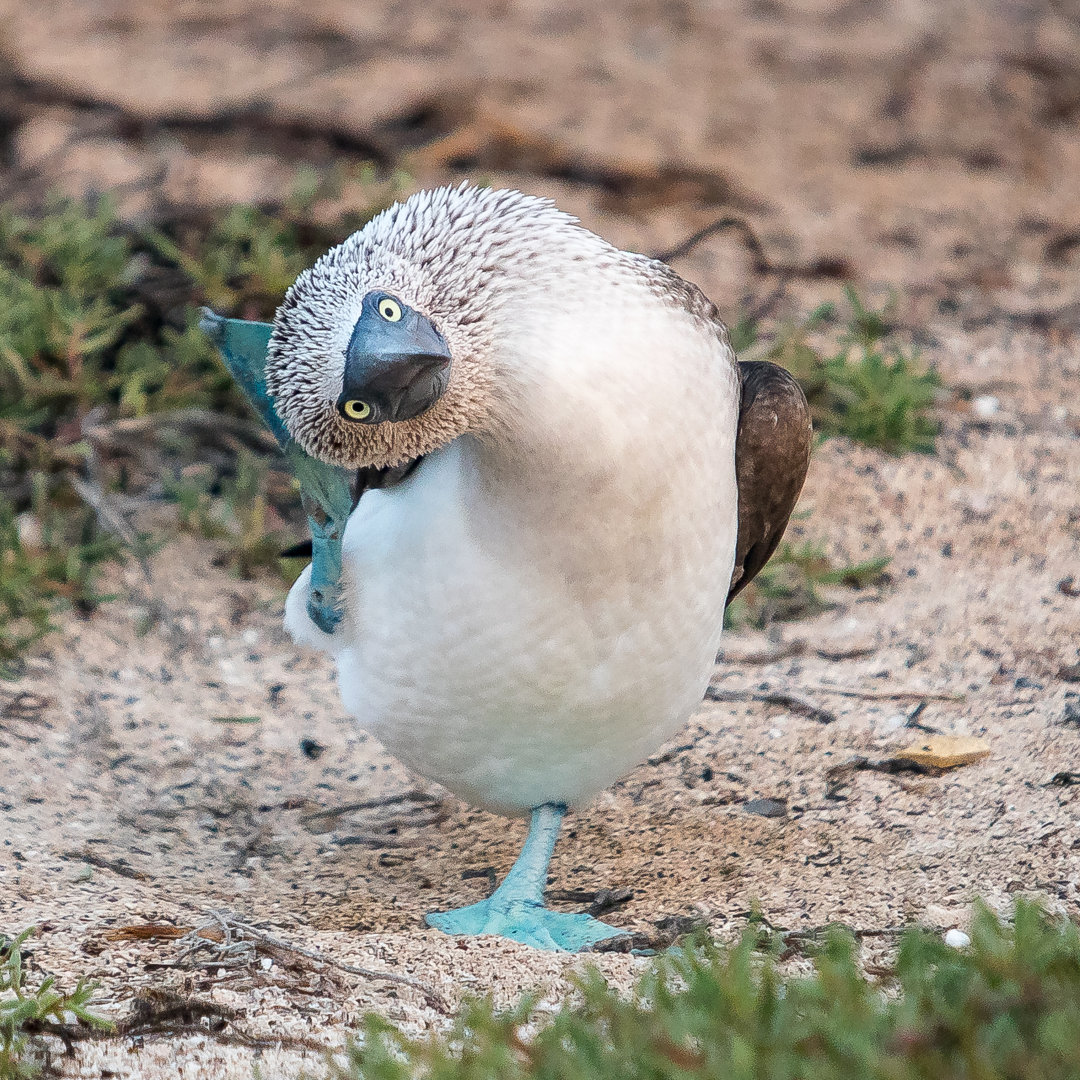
[727,360,812,605]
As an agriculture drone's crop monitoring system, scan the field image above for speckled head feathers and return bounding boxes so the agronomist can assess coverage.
[265,184,598,469]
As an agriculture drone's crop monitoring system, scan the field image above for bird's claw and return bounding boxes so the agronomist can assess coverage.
[426,896,623,952]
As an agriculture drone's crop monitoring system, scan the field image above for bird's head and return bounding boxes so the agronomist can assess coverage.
[265,184,588,469]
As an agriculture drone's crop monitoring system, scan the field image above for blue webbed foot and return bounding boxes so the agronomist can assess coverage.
[426,804,627,952]
[426,897,623,952]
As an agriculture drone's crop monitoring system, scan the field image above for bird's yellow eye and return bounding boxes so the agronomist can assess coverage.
[377,297,403,322]
[342,400,372,421]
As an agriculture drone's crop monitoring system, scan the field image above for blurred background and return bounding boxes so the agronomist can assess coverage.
[2,0,1079,324]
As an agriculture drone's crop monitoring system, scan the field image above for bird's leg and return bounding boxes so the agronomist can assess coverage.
[285,444,353,634]
[426,803,625,952]
[200,309,352,634]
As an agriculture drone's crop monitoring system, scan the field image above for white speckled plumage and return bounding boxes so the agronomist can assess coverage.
[274,184,740,814]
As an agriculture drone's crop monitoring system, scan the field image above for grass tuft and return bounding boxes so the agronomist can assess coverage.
[741,288,940,454]
[0,490,119,678]
[329,900,1080,1080]
[0,190,392,669]
[726,536,891,630]
[1,928,112,1080]
[146,205,326,315]
[165,452,295,580]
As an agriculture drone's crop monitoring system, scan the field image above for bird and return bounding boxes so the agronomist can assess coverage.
[210,184,811,951]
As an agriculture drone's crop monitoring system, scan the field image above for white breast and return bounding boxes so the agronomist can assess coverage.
[285,273,740,814]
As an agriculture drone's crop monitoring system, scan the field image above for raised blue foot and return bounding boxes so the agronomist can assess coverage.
[426,804,625,952]
[200,310,353,635]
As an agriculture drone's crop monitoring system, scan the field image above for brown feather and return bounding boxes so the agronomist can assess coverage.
[727,360,812,606]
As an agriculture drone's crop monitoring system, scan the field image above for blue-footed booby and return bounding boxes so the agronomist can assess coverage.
[203,184,810,951]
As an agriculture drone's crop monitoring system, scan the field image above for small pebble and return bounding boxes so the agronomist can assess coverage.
[881,712,908,732]
[260,957,274,971]
[945,928,970,949]
[972,395,999,419]
[744,797,787,819]
[15,512,43,549]
[300,738,326,760]
[961,493,993,520]
[1062,694,1080,726]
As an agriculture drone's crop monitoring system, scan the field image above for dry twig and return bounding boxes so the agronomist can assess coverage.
[59,848,151,881]
[721,639,881,665]
[803,684,964,703]
[153,912,451,1014]
[705,684,837,724]
[299,788,441,827]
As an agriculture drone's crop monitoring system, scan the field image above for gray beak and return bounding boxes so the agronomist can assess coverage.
[338,298,452,424]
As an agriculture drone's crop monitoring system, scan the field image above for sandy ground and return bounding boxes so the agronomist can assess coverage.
[2,0,1080,1076]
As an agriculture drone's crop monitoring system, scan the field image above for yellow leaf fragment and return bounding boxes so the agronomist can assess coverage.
[895,735,991,768]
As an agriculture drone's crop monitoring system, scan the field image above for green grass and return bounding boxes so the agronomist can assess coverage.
[738,289,940,454]
[164,451,296,580]
[0,197,224,439]
[329,901,1080,1080]
[725,536,891,630]
[7,903,1079,1078]
[0,190,390,671]
[0,488,120,678]
[1,929,112,1080]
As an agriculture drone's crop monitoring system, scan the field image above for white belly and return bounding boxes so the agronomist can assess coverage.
[287,434,736,815]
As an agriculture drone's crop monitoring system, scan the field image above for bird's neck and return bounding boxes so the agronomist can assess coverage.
[453,298,740,597]
[481,291,735,488]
